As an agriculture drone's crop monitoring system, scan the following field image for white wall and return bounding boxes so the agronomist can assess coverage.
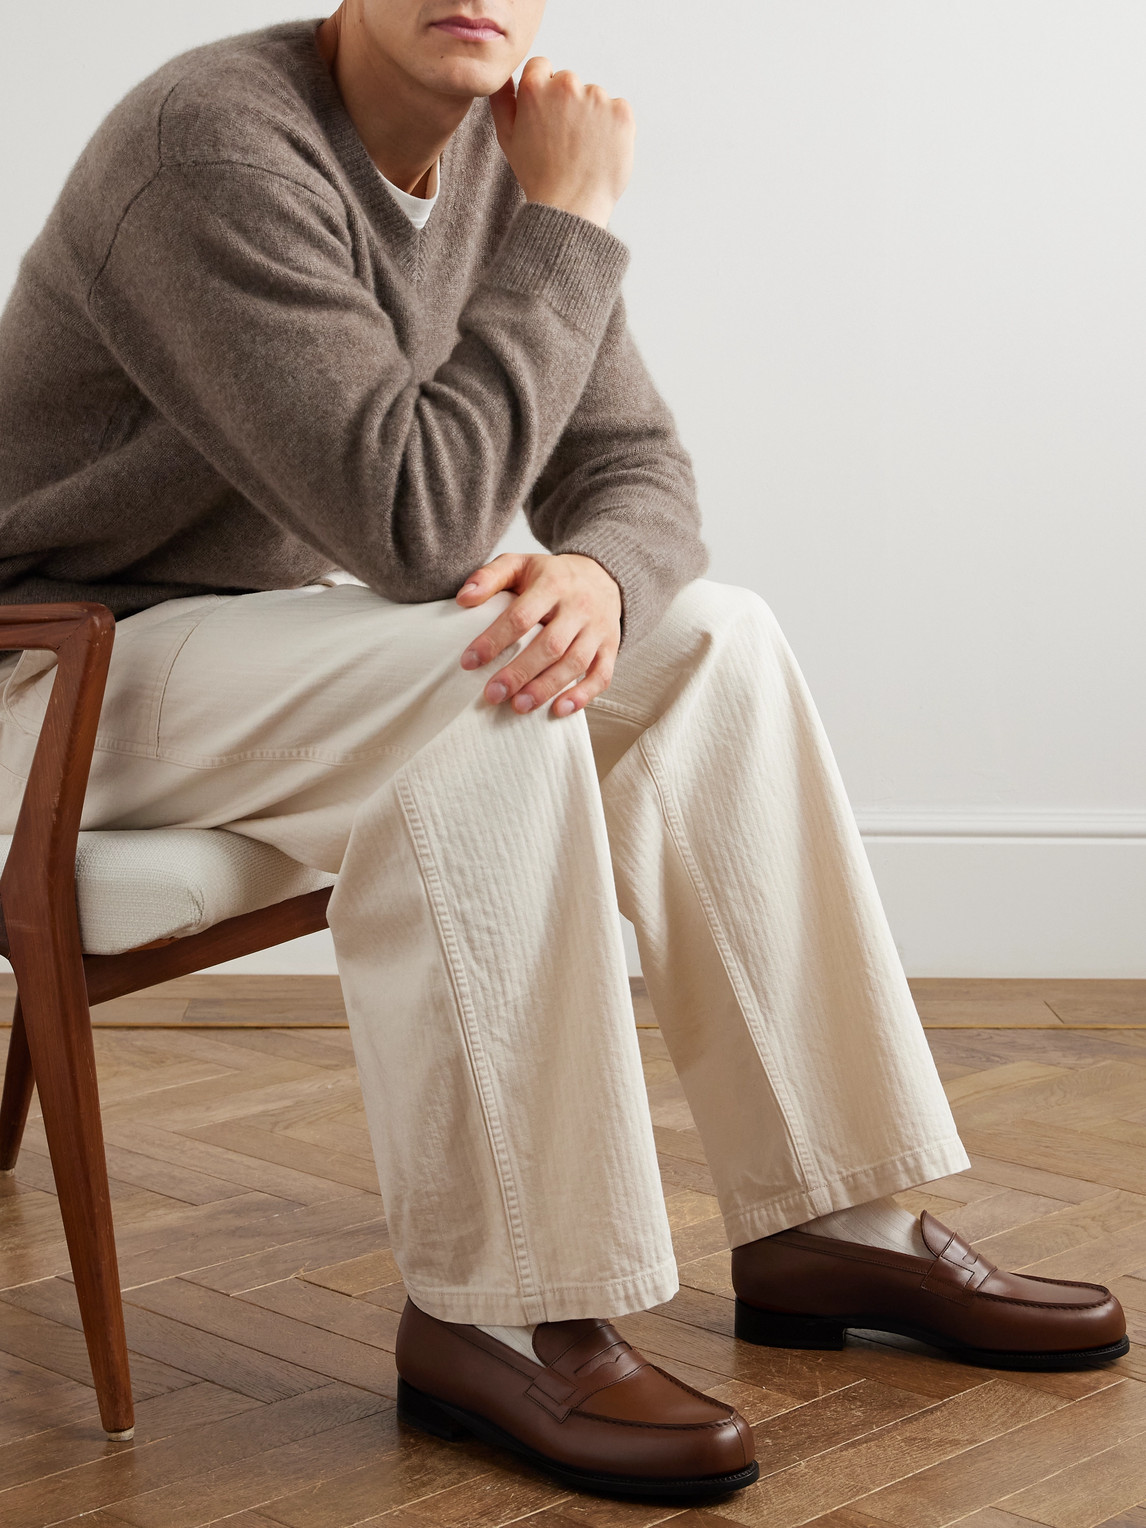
[3,3,1144,976]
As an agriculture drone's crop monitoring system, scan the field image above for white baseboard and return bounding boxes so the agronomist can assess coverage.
[856,806,1146,841]
[3,821,1143,980]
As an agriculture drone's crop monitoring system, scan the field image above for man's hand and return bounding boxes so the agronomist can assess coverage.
[457,552,621,717]
[488,58,634,229]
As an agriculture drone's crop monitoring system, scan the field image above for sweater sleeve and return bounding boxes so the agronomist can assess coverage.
[85,161,629,604]
[523,294,709,650]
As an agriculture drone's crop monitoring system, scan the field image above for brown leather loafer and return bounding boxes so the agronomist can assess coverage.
[395,1299,757,1500]
[731,1211,1128,1370]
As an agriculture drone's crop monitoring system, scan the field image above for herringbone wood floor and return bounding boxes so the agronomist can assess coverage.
[2,975,1146,1528]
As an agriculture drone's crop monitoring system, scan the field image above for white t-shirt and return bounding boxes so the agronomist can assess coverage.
[378,158,440,230]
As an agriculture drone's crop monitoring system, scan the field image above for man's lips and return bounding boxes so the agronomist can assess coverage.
[430,16,505,42]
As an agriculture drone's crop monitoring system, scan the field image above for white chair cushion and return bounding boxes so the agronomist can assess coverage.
[0,829,336,956]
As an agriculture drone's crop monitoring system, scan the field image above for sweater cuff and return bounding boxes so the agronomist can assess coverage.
[552,520,658,651]
[485,202,630,338]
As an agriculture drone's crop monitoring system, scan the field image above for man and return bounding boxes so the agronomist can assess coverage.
[0,0,1127,1503]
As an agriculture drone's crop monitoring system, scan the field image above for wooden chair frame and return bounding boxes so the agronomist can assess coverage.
[0,603,333,1438]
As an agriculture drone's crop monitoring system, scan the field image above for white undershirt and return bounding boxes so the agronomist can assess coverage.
[377,157,440,230]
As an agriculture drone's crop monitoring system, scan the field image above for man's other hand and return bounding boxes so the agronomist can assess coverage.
[456,551,621,717]
[488,58,634,229]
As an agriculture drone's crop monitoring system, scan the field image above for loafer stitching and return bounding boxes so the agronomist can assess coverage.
[568,1408,741,1432]
[968,1290,1117,1311]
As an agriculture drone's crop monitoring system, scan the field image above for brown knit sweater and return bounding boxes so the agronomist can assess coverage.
[0,19,707,650]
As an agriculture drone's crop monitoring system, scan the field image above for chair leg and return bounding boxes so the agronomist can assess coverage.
[0,995,36,1172]
[16,965,135,1438]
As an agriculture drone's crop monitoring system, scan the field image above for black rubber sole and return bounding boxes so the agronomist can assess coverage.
[396,1377,760,1501]
[734,1297,1131,1370]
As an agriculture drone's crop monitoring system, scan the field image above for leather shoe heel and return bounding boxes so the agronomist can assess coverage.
[735,1298,845,1350]
[397,1377,470,1442]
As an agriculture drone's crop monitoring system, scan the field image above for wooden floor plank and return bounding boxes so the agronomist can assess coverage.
[106,1193,383,1291]
[848,1376,1146,1527]
[0,1349,104,1447]
[1018,1219,1146,1285]
[297,1247,402,1298]
[942,1063,1069,1106]
[0,1384,387,1528]
[0,1296,196,1401]
[917,1001,1063,1028]
[928,1188,1073,1244]
[122,1278,398,1397]
[964,1154,1115,1205]
[0,1380,259,1493]
[751,1381,937,1479]
[233,1431,507,1528]
[714,1379,1062,1527]
[970,1191,1146,1271]
[105,1411,398,1528]
[189,1222,392,1296]
[959,1122,1146,1198]
[908,980,1146,1004]
[996,1429,1146,1527]
[234,1277,402,1352]
[952,1062,1146,1131]
[357,1466,571,1526]
[186,1118,381,1194]
[3,1278,332,1404]
[101,1120,372,1206]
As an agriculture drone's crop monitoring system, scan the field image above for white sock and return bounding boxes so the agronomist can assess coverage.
[799,1195,927,1256]
[476,1323,540,1363]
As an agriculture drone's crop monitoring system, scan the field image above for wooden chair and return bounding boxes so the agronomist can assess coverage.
[0,603,336,1439]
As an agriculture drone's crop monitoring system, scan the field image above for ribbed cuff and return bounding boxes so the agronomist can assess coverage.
[553,518,657,651]
[486,202,631,338]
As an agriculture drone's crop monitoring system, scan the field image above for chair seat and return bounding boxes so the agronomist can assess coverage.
[0,829,336,955]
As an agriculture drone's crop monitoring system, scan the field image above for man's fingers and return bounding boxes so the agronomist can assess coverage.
[551,650,615,716]
[462,587,552,672]
[482,616,580,704]
[494,624,597,711]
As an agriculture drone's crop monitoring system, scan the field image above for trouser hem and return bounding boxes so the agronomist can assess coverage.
[401,1256,681,1325]
[722,1136,972,1249]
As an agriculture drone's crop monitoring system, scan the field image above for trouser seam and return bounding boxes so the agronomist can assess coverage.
[395,770,542,1309]
[636,728,825,1198]
[151,596,228,757]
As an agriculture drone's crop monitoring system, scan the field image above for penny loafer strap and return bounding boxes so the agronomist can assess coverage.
[920,1223,997,1304]
[525,1335,650,1421]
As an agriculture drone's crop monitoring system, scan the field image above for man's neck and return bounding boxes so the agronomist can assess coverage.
[316,11,470,195]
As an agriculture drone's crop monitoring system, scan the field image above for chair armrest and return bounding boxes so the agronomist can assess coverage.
[0,605,115,957]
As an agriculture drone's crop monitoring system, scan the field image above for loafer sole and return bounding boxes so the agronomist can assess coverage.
[735,1297,1130,1370]
[397,1377,760,1501]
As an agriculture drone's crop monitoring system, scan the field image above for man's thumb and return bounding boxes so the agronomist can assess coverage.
[488,76,517,146]
[456,552,524,603]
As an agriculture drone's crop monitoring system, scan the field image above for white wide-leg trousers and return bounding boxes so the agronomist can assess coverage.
[0,578,968,1323]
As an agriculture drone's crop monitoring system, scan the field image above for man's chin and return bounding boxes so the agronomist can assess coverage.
[417,59,512,101]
